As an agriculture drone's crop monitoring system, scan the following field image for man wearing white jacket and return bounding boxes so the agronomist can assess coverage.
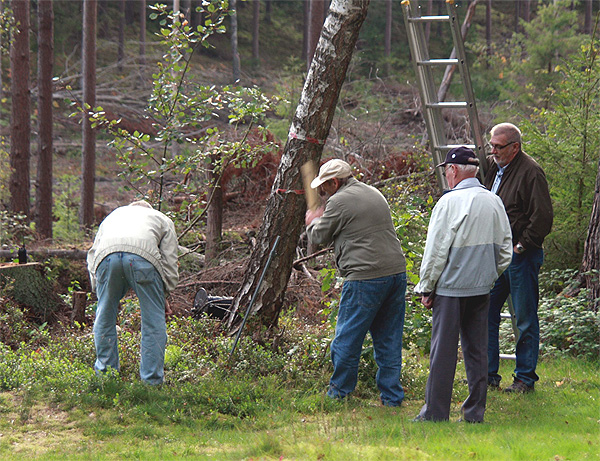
[414,147,512,423]
[87,200,179,385]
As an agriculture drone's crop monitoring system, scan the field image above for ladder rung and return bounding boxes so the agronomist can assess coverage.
[434,144,476,151]
[500,313,513,319]
[499,354,516,361]
[408,15,450,23]
[426,102,468,109]
[417,59,459,66]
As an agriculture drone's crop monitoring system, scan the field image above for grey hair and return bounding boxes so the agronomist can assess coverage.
[129,200,153,209]
[454,164,479,175]
[490,122,522,144]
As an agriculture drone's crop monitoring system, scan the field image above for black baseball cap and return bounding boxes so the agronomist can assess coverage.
[436,146,480,168]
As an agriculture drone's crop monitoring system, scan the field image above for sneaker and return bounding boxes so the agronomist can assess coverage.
[503,379,534,393]
[488,380,501,390]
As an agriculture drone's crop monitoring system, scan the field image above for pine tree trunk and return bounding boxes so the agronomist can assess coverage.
[36,0,54,239]
[80,0,97,228]
[9,0,31,216]
[579,155,600,310]
[384,0,392,76]
[117,0,125,72]
[307,0,327,69]
[252,0,260,61]
[205,154,223,265]
[231,0,241,83]
[227,0,370,332]
[584,0,593,35]
[139,0,146,67]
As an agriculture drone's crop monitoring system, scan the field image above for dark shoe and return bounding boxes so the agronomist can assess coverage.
[457,418,483,424]
[488,380,501,390]
[503,379,534,393]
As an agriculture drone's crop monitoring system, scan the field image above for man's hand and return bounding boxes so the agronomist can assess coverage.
[305,206,325,226]
[421,294,434,309]
[165,298,173,317]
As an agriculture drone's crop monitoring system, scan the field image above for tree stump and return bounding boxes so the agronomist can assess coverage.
[71,291,88,328]
[0,262,66,322]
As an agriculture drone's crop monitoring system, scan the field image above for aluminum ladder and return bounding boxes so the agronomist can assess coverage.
[401,0,487,189]
[402,0,518,360]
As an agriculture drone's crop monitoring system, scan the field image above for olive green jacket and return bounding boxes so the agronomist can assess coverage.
[306,177,406,281]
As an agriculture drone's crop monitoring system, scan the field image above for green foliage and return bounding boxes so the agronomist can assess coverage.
[52,174,88,244]
[539,287,599,361]
[389,175,436,353]
[523,36,600,268]
[538,269,600,361]
[478,1,584,115]
[81,2,276,234]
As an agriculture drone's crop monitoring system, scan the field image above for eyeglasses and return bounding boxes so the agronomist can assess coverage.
[489,141,516,151]
[442,165,453,177]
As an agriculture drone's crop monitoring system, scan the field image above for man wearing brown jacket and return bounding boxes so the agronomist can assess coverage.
[485,123,553,393]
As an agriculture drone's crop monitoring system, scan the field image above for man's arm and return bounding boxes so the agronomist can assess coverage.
[159,218,180,293]
[305,199,344,246]
[414,200,455,295]
[520,170,553,249]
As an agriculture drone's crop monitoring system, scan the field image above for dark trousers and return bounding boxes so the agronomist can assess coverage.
[419,294,489,422]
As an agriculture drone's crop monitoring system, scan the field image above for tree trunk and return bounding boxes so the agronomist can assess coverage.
[486,0,492,60]
[205,154,223,265]
[139,0,146,67]
[182,0,192,19]
[9,0,31,217]
[0,1,4,103]
[579,155,600,310]
[437,0,479,103]
[231,0,241,82]
[307,0,327,69]
[117,0,125,72]
[264,0,272,24]
[302,0,309,62]
[80,0,97,228]
[584,0,593,35]
[36,0,54,239]
[252,0,260,61]
[424,0,433,42]
[227,0,370,332]
[384,0,392,76]
[522,0,531,23]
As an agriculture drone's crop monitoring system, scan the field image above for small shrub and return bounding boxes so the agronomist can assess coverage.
[539,289,599,361]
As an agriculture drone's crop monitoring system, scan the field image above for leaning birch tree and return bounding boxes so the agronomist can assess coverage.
[227,0,370,332]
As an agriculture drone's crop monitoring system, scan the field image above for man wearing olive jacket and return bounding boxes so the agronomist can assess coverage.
[485,123,553,393]
[414,147,512,423]
[87,200,179,385]
[305,159,407,407]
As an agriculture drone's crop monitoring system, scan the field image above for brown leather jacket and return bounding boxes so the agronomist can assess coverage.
[484,151,553,250]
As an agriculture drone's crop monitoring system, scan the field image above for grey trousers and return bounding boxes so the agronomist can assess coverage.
[418,294,489,422]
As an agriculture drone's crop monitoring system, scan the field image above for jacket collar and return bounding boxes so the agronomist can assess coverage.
[451,177,486,191]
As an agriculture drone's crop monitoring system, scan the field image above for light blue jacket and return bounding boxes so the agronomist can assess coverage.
[415,177,512,297]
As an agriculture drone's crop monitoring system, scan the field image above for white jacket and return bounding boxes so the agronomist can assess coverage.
[415,177,512,297]
[87,205,179,293]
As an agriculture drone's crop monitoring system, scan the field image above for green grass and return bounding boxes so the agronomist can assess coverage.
[0,356,597,460]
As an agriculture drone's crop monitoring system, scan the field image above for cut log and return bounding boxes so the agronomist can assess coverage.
[0,249,88,260]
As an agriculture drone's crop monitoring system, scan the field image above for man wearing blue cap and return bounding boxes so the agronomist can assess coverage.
[414,147,512,423]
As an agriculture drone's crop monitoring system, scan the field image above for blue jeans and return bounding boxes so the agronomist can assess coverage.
[328,272,407,406]
[93,252,167,385]
[487,248,543,387]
